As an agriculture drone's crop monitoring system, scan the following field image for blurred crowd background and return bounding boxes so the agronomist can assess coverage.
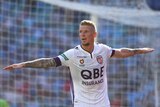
[0,0,160,107]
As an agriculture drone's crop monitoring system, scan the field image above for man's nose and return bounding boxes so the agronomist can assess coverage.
[81,33,85,37]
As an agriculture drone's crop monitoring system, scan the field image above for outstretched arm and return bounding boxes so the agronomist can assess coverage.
[3,57,61,71]
[111,48,154,58]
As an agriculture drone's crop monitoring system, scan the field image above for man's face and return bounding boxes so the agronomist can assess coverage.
[79,25,96,46]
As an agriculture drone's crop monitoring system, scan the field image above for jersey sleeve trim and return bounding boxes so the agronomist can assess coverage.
[53,57,62,67]
[110,49,115,57]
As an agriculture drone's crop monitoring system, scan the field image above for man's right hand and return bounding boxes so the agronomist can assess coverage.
[3,63,24,71]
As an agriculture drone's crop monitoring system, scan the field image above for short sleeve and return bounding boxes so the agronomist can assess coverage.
[58,49,74,66]
[102,44,113,58]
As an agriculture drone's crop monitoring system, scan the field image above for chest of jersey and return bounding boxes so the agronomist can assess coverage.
[70,50,107,82]
[74,50,106,68]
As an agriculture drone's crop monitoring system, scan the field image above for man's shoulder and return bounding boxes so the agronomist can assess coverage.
[95,42,110,48]
[59,45,81,61]
[62,45,80,55]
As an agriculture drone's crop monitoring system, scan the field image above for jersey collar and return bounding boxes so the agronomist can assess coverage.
[79,43,97,55]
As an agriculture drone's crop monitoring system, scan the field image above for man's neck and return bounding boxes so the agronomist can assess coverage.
[81,43,94,53]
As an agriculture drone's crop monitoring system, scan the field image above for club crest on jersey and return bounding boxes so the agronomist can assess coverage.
[96,55,103,64]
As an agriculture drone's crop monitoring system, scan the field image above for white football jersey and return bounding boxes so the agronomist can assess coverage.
[58,43,113,107]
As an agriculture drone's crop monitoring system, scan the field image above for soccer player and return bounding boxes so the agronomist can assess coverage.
[3,20,154,107]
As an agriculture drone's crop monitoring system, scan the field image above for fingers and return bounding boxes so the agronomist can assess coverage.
[146,48,155,52]
[3,63,24,71]
[3,64,20,71]
[149,48,155,52]
[3,65,14,71]
[142,48,154,53]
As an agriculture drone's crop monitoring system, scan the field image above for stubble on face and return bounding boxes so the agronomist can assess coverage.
[82,42,90,46]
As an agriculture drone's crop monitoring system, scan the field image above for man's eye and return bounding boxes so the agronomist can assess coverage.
[85,31,88,33]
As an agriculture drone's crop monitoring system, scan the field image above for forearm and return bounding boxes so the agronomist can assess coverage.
[22,58,56,68]
[113,48,154,58]
[120,48,141,57]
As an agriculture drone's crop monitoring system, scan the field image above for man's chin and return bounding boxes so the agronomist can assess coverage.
[82,43,90,46]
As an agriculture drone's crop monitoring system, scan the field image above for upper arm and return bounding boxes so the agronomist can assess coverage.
[53,57,62,67]
[100,44,121,58]
[58,49,73,66]
[110,49,123,58]
[111,48,135,58]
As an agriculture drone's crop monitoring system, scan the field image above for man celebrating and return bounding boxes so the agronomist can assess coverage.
[4,20,154,107]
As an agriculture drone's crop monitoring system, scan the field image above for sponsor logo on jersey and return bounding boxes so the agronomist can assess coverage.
[60,53,69,61]
[82,78,104,86]
[79,59,84,64]
[81,66,104,86]
[79,59,85,67]
[81,66,104,80]
[77,56,87,58]
[96,55,103,64]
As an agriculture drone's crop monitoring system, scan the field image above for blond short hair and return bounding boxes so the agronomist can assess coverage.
[80,20,97,32]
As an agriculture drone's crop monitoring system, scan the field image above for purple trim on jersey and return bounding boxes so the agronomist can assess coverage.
[110,50,115,57]
[53,57,61,67]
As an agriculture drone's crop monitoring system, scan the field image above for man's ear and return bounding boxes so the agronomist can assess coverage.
[94,32,97,38]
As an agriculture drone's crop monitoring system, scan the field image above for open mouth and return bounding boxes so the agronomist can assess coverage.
[82,38,86,40]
